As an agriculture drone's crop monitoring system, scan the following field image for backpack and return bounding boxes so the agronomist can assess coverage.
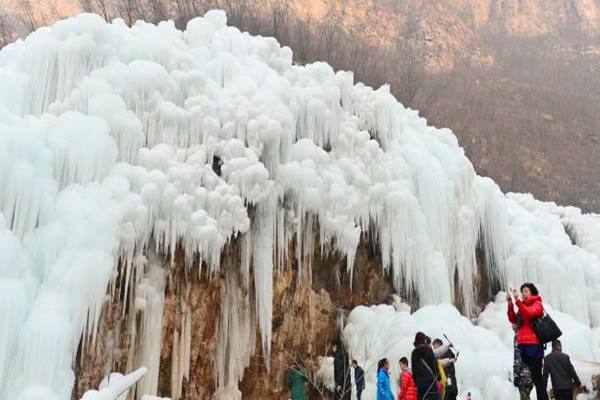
[531,310,562,344]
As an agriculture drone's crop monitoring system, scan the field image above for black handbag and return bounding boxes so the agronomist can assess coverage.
[531,310,562,344]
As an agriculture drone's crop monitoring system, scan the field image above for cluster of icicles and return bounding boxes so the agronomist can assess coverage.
[2,11,600,400]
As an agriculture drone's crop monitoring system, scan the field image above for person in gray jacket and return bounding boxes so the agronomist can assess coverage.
[542,340,581,400]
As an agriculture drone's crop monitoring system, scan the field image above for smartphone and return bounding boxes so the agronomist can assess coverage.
[508,282,516,303]
[508,281,514,294]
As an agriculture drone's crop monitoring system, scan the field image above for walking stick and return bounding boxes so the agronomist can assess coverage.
[443,334,456,352]
[420,359,440,399]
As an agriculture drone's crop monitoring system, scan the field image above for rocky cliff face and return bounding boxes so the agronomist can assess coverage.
[293,0,600,69]
[71,234,406,399]
[72,228,497,399]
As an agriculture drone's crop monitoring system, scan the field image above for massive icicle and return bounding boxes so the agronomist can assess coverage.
[1,10,600,399]
[214,271,256,400]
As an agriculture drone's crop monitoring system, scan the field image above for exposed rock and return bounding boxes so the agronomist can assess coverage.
[72,301,131,398]
[70,233,389,398]
[73,227,498,399]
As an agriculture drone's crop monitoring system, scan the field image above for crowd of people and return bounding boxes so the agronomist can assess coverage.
[372,333,459,400]
[287,282,584,400]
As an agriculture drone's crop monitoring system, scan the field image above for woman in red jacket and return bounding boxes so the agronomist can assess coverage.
[507,282,548,400]
[398,357,417,400]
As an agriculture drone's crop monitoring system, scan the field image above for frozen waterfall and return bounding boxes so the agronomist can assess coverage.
[1,10,600,399]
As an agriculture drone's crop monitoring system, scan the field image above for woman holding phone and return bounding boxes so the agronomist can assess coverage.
[507,282,548,400]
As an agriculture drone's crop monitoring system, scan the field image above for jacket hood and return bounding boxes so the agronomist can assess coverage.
[524,295,542,305]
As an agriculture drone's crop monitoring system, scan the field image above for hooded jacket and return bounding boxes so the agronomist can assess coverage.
[507,295,543,345]
[398,369,418,400]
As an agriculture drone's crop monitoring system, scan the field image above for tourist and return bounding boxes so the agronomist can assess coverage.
[352,359,365,400]
[287,366,308,400]
[507,283,548,400]
[432,338,457,400]
[377,358,395,400]
[398,357,417,400]
[543,340,581,400]
[333,339,351,400]
[411,332,440,400]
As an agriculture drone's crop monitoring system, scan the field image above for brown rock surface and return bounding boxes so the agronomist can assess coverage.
[70,229,411,399]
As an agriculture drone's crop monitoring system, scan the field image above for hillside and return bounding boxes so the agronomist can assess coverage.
[285,0,600,211]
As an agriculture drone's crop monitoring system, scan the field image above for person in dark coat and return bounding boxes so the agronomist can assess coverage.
[543,340,581,400]
[411,332,440,400]
[333,340,351,400]
[432,339,457,400]
[352,359,365,400]
[507,282,548,400]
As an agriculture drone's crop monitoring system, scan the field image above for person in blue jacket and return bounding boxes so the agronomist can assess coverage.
[377,358,395,400]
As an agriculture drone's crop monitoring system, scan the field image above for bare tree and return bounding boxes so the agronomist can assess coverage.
[281,349,331,398]
[46,0,66,20]
[0,13,13,48]
[19,0,46,31]
[79,0,114,21]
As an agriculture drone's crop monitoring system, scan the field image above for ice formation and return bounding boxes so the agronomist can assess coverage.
[342,296,600,400]
[504,194,600,326]
[1,10,600,399]
[81,367,148,400]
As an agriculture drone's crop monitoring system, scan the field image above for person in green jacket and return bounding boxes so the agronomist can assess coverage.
[288,367,308,400]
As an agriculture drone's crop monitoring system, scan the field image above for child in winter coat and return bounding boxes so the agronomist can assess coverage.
[398,357,417,400]
[377,358,395,400]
